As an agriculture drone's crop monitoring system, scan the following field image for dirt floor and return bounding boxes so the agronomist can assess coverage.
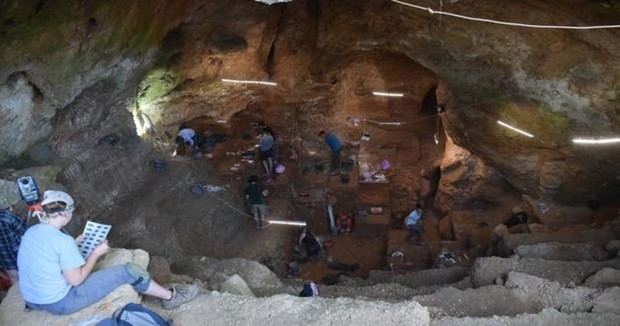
[102,51,477,280]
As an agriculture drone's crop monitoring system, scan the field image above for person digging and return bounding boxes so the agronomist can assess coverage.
[405,204,424,244]
[245,176,269,229]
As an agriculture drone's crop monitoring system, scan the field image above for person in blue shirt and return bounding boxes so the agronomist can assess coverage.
[405,204,424,243]
[17,190,198,315]
[318,130,342,174]
[259,129,276,176]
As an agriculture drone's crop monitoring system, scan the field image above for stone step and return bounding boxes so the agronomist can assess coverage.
[471,256,620,287]
[145,291,430,326]
[515,242,614,261]
[499,227,615,254]
[320,276,472,302]
[432,309,620,326]
[414,271,620,319]
[366,266,471,289]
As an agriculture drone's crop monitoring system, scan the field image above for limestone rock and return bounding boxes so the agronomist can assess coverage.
[433,308,620,326]
[515,242,613,261]
[605,240,620,252]
[147,292,430,326]
[584,268,620,288]
[471,256,620,287]
[504,272,597,313]
[0,248,149,326]
[148,256,194,285]
[172,257,284,295]
[527,223,548,233]
[219,274,255,297]
[0,179,19,208]
[592,287,620,314]
[0,165,63,208]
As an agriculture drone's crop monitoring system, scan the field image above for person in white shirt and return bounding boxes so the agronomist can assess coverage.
[405,204,423,243]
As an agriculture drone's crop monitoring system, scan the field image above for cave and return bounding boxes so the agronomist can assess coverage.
[1,0,620,324]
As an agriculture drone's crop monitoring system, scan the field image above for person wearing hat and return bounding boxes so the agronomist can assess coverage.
[17,190,198,315]
[0,206,27,285]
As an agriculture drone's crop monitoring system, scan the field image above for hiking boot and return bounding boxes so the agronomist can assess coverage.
[161,284,198,310]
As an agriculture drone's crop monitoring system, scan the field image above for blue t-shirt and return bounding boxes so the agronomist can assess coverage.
[325,133,342,152]
[17,223,85,304]
[178,128,196,146]
[259,134,274,151]
[406,209,423,226]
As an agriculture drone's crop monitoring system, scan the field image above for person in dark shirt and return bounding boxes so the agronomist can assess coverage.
[0,207,27,284]
[298,227,321,259]
[245,176,269,229]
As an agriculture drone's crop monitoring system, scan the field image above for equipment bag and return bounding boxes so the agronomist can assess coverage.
[97,303,172,326]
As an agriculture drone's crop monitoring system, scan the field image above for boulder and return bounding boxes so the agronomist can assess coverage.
[172,257,285,295]
[413,285,539,317]
[499,227,615,253]
[584,268,620,288]
[592,287,620,314]
[471,256,620,287]
[0,248,149,326]
[0,179,19,208]
[527,223,548,233]
[433,308,620,326]
[219,274,255,297]
[367,267,470,289]
[504,272,597,313]
[0,165,64,208]
[515,242,612,261]
[148,255,194,285]
[605,240,620,252]
[147,292,430,326]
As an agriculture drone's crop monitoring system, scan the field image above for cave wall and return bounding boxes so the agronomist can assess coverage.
[1,0,619,210]
[0,0,196,164]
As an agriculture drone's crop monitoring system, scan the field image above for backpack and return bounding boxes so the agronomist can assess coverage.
[97,303,172,326]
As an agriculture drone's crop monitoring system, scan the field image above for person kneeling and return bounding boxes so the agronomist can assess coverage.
[17,190,198,315]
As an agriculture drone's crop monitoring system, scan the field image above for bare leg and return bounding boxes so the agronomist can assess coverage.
[143,281,173,300]
[262,160,270,175]
[267,157,274,174]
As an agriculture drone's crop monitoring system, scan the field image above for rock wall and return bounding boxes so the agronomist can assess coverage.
[0,0,196,163]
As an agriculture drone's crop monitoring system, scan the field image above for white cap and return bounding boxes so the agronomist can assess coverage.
[41,190,75,210]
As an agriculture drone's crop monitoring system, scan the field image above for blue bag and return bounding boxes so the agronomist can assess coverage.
[97,303,172,326]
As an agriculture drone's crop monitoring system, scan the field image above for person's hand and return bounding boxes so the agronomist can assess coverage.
[91,240,110,258]
[75,234,85,245]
